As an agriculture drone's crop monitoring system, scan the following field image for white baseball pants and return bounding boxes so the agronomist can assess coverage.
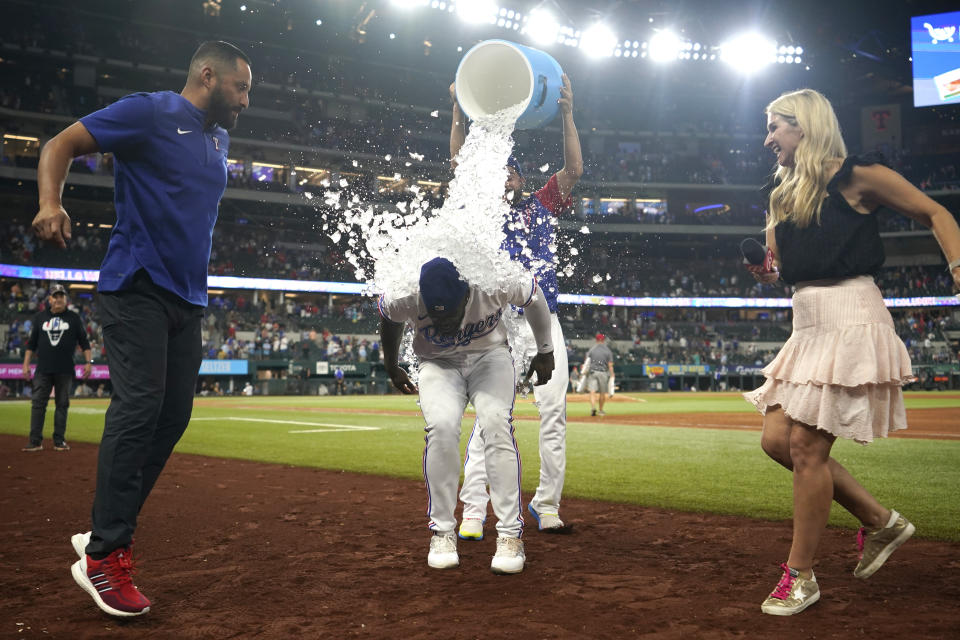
[461,314,568,519]
[418,346,523,538]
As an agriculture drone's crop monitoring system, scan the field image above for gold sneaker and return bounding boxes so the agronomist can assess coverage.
[854,510,915,579]
[761,564,820,616]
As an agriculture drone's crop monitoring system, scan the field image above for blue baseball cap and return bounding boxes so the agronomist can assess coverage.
[420,257,469,314]
[507,155,522,178]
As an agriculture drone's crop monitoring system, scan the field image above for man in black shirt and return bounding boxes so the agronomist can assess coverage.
[22,283,92,451]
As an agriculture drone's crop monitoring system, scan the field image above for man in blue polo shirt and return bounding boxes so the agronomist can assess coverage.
[31,41,251,618]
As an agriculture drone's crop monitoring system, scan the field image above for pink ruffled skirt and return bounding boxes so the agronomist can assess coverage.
[744,276,913,444]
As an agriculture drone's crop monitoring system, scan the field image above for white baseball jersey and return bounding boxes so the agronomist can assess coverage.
[377,278,537,360]
[379,276,539,540]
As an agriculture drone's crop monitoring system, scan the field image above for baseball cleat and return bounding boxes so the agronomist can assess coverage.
[490,536,525,575]
[427,533,459,569]
[528,504,574,534]
[458,518,484,541]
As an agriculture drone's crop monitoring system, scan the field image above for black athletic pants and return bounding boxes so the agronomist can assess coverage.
[28,372,74,446]
[86,271,203,557]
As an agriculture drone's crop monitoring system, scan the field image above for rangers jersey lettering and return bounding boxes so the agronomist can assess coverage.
[379,278,536,359]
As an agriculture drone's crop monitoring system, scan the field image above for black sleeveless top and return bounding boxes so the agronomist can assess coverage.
[771,153,886,285]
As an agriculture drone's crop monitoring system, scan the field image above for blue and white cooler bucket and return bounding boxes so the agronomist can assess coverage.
[455,39,564,130]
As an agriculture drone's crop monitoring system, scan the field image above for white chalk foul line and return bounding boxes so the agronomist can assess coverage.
[191,417,380,433]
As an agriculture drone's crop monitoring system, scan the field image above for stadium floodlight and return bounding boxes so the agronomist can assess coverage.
[525,9,560,46]
[391,0,426,8]
[456,0,497,24]
[579,23,617,58]
[720,32,777,74]
[648,29,683,62]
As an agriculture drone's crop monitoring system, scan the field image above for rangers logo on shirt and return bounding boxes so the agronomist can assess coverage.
[42,317,69,347]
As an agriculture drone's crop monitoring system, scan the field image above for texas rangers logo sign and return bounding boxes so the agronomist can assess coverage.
[42,317,68,346]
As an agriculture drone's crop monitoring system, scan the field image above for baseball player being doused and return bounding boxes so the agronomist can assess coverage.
[378,257,555,574]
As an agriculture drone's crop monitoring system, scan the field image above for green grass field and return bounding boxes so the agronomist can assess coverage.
[3,392,958,540]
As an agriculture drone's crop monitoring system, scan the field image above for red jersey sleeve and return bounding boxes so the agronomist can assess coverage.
[533,173,574,216]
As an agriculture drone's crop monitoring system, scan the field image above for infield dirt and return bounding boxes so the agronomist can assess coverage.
[2,431,959,639]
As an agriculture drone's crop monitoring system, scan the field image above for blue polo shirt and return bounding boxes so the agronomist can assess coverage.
[80,91,229,306]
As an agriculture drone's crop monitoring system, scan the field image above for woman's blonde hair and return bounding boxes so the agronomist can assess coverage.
[765,89,847,229]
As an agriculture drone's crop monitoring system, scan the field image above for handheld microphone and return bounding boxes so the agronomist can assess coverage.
[739,238,776,273]
[739,238,766,265]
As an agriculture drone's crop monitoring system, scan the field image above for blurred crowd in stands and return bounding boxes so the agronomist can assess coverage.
[5,217,959,301]
[1,1,958,393]
[4,55,957,198]
[2,6,959,200]
[4,276,957,380]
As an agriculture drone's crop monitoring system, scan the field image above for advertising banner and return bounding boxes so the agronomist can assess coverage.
[0,364,111,379]
[198,360,249,375]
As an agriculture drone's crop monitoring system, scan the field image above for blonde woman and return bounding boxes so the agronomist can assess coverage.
[744,89,960,616]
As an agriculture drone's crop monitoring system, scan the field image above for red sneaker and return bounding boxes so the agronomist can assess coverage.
[71,547,151,616]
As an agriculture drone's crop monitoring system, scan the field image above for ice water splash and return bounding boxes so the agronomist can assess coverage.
[318,102,534,381]
[365,102,528,300]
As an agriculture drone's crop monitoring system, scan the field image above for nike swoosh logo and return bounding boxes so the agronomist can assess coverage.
[177,128,192,134]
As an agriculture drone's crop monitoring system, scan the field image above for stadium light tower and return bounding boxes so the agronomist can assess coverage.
[580,23,617,58]
[648,30,683,62]
[525,9,560,45]
[456,0,497,25]
[720,32,777,74]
